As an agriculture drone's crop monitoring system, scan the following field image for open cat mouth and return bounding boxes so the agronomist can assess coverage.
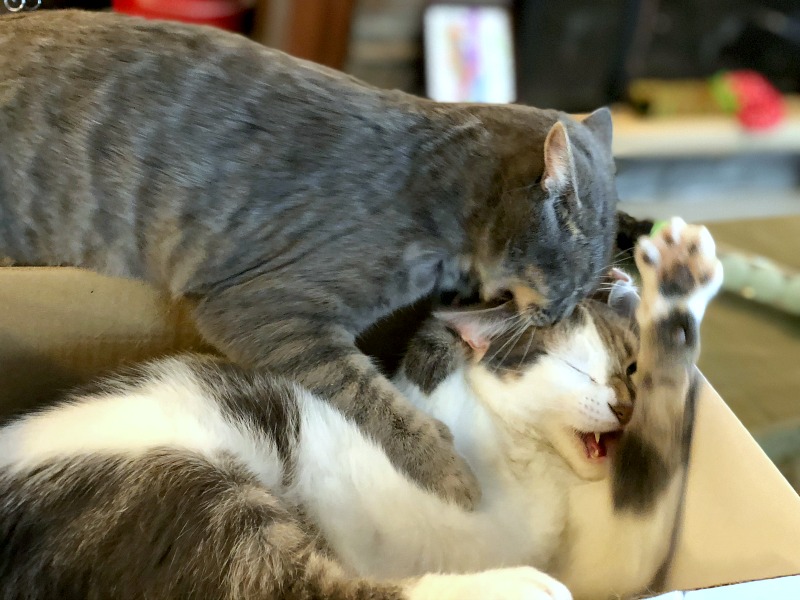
[576,430,623,460]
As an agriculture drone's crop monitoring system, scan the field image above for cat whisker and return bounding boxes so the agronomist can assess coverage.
[486,319,528,370]
[555,356,598,384]
[493,324,529,373]
[517,324,536,371]
[485,322,524,364]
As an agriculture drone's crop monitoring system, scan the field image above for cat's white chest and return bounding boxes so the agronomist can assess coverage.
[476,446,572,570]
[413,373,573,570]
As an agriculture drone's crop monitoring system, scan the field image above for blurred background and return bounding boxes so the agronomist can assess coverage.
[4,0,800,492]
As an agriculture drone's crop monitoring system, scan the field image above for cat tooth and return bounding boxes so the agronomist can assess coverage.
[594,432,601,444]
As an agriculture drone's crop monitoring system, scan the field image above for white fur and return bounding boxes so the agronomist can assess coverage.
[408,567,572,600]
[0,359,284,490]
[466,316,624,482]
[288,381,533,577]
[563,474,684,599]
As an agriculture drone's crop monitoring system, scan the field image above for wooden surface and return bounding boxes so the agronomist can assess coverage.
[610,96,800,158]
[252,0,356,70]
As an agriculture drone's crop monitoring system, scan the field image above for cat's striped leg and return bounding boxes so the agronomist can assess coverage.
[613,217,722,513]
[193,288,480,509]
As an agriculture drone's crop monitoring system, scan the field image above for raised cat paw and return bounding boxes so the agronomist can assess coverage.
[635,217,723,327]
[409,567,573,600]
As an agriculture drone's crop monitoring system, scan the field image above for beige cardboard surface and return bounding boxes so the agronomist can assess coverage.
[669,378,800,589]
[0,267,208,413]
[1,267,800,593]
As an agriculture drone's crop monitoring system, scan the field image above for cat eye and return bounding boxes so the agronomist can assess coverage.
[626,362,637,376]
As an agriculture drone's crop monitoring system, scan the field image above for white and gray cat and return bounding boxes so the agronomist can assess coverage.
[0,219,722,600]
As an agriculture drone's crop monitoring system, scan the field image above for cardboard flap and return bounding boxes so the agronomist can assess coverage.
[0,267,207,413]
[668,379,800,590]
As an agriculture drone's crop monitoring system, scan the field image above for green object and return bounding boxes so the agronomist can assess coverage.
[780,276,800,314]
[749,263,784,303]
[720,253,750,290]
[650,220,668,236]
[709,71,739,114]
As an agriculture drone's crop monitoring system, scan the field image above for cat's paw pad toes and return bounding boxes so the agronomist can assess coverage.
[635,218,723,316]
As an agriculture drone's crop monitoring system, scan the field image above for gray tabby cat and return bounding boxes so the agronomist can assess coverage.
[0,219,723,600]
[0,9,629,506]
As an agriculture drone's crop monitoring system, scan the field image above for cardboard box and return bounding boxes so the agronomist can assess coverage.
[2,267,800,596]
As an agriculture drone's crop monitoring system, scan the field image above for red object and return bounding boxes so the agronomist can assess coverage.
[112,0,249,32]
[727,70,786,131]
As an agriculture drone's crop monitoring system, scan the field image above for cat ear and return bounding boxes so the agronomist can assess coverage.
[541,121,576,194]
[434,304,516,362]
[582,107,613,151]
[607,268,639,320]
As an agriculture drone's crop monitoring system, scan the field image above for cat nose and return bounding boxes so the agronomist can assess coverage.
[610,401,633,426]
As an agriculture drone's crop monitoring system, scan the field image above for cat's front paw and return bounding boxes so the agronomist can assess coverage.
[635,217,723,326]
[409,567,573,600]
[411,416,482,510]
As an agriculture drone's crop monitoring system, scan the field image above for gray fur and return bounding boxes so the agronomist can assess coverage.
[0,9,625,506]
[402,299,637,383]
[401,321,466,394]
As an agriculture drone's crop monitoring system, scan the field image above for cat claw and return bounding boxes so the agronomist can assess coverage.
[635,217,723,323]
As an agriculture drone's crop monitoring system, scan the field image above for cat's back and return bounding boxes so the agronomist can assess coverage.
[0,10,375,101]
[0,10,424,278]
[0,355,325,599]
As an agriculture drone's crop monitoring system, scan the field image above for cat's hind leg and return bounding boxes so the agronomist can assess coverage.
[1,446,468,600]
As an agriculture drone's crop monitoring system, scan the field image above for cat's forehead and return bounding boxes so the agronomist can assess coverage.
[578,301,638,358]
[480,300,635,377]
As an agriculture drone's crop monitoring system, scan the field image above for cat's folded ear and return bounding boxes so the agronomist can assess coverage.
[607,268,640,320]
[434,304,517,362]
[582,106,613,151]
[542,121,577,195]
